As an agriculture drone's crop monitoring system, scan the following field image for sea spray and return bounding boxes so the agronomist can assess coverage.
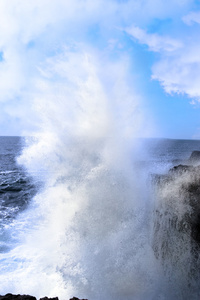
[152,162,200,299]
[1,138,200,299]
[2,47,200,300]
[0,49,158,299]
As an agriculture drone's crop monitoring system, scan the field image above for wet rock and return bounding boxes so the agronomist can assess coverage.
[69,298,88,300]
[0,295,36,300]
[189,150,200,163]
[168,164,194,175]
[40,297,58,300]
[0,296,87,300]
[152,151,200,279]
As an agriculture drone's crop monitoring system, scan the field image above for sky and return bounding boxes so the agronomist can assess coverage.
[0,0,200,139]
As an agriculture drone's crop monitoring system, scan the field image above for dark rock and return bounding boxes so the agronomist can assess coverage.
[153,163,200,242]
[40,298,59,300]
[0,295,36,300]
[168,164,194,175]
[189,150,200,163]
[69,298,88,300]
[152,151,200,281]
[0,296,87,300]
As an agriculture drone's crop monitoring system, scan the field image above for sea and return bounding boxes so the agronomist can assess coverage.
[1,136,200,300]
[0,137,36,251]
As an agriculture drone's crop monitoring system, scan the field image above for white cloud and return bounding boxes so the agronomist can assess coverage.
[152,60,200,98]
[183,11,200,25]
[125,26,183,52]
[151,44,200,99]
[150,28,200,100]
[0,0,196,135]
[124,11,200,103]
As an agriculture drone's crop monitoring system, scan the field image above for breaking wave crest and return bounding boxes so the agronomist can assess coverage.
[0,48,158,300]
[1,48,200,300]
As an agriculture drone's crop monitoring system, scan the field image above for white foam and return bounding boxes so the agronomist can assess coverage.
[0,48,158,300]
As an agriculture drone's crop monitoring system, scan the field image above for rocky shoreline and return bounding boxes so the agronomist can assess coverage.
[0,295,87,300]
[2,152,200,300]
[152,150,200,288]
[153,150,200,245]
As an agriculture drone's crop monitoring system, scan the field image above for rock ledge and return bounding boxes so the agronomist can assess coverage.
[0,295,87,300]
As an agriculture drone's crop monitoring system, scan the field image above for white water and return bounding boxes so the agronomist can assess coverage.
[0,49,198,299]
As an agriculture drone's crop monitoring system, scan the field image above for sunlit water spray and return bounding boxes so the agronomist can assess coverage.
[1,49,199,300]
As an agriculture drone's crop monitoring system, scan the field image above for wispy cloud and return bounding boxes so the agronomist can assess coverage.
[0,0,198,135]
[124,9,200,103]
[125,26,182,52]
[151,30,200,101]
[183,11,200,25]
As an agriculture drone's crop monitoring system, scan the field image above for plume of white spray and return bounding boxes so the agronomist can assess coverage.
[0,48,157,300]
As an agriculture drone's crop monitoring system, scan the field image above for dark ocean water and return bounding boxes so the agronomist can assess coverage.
[1,137,199,231]
[1,136,200,299]
[0,137,36,252]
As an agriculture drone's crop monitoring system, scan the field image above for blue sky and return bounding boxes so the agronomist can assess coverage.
[0,0,200,139]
